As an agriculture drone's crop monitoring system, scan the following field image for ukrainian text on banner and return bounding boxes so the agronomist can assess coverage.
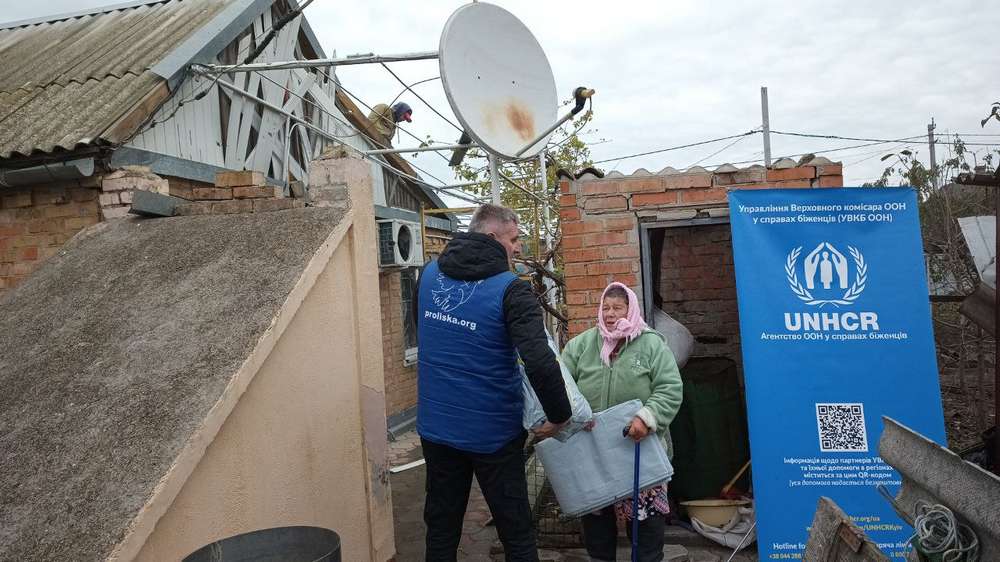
[728,187,946,561]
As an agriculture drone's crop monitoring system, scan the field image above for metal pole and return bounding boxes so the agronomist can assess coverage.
[363,143,473,156]
[928,119,939,189]
[195,50,440,73]
[514,111,575,157]
[995,184,999,442]
[489,154,501,204]
[761,86,772,168]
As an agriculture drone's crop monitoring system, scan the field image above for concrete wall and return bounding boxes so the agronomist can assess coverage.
[135,241,375,561]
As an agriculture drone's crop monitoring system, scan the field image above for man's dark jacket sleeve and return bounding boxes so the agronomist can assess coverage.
[503,280,572,424]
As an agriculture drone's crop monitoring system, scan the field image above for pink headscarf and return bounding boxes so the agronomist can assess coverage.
[597,282,648,366]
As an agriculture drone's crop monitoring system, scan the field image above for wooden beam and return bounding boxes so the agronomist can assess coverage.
[103,80,172,144]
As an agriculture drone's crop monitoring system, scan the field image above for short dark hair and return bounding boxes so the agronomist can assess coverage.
[604,285,629,302]
[468,204,518,234]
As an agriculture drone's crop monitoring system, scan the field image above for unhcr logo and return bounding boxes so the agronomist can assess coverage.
[783,242,879,335]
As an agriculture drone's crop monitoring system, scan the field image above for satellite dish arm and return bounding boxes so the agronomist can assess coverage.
[514,86,595,157]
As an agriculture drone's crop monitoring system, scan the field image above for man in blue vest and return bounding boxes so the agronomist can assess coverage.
[417,203,571,562]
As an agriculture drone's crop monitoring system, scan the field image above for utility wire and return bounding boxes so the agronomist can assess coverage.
[591,130,760,166]
[380,62,464,133]
[687,134,752,168]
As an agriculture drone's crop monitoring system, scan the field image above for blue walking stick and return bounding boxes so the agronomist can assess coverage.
[625,425,640,562]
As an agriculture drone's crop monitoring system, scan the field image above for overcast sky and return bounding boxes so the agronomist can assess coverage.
[4,0,999,203]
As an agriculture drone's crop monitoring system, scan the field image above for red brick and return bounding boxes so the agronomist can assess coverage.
[614,273,638,286]
[564,247,606,263]
[559,194,577,207]
[661,174,712,189]
[817,163,843,177]
[766,167,816,181]
[2,192,32,208]
[566,291,588,305]
[569,320,592,335]
[252,198,297,212]
[603,217,636,231]
[632,192,678,207]
[607,245,640,259]
[234,186,278,199]
[566,275,610,292]
[562,235,585,250]
[771,180,812,188]
[562,221,603,236]
[622,178,665,193]
[817,175,843,187]
[168,181,196,200]
[559,179,571,194]
[681,187,728,204]
[584,196,627,211]
[193,187,233,200]
[215,170,265,187]
[580,181,620,196]
[587,261,632,275]
[561,207,582,221]
[584,232,626,246]
[564,263,588,278]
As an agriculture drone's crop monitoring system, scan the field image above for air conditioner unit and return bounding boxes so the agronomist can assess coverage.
[377,219,423,267]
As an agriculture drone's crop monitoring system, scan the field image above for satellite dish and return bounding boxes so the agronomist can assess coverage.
[439,2,558,160]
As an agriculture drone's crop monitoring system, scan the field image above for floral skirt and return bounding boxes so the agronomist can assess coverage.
[612,484,670,521]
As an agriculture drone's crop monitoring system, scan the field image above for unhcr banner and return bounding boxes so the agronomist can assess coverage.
[728,187,946,561]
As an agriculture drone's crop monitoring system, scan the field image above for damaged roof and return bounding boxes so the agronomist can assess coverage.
[0,207,347,560]
[591,155,841,180]
[0,0,234,159]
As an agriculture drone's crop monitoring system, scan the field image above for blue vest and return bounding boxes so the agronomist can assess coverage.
[416,260,522,453]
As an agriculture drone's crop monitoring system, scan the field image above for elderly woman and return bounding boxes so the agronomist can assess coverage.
[561,282,684,562]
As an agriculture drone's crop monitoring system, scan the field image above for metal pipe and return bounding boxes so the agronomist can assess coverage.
[283,120,310,193]
[514,87,594,157]
[194,50,440,74]
[363,143,473,156]
[514,111,575,158]
[489,154,501,204]
[995,183,999,442]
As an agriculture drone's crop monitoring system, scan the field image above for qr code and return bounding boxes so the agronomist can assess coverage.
[816,403,869,452]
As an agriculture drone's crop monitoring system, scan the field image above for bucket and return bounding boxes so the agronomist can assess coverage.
[182,526,341,562]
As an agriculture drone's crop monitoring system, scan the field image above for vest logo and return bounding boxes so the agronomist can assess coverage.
[785,242,867,307]
[431,273,483,312]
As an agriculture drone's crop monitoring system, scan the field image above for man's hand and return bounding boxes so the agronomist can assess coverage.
[583,419,596,432]
[626,416,650,442]
[532,421,567,440]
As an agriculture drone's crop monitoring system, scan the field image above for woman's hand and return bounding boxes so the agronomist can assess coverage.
[626,416,649,442]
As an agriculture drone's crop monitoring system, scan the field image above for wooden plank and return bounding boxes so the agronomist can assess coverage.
[215,170,265,187]
[105,81,171,144]
[250,17,300,173]
[225,34,253,169]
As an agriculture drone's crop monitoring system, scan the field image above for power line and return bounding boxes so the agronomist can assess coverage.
[591,130,761,166]
[380,62,464,133]
[687,134,752,168]
[770,130,926,143]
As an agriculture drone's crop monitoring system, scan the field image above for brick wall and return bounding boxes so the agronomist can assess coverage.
[0,182,101,293]
[381,270,417,417]
[659,223,741,368]
[561,158,844,339]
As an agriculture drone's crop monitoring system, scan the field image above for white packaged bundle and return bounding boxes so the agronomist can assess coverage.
[521,331,593,442]
[534,400,674,518]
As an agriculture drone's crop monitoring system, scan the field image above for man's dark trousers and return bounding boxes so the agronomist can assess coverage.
[422,433,537,562]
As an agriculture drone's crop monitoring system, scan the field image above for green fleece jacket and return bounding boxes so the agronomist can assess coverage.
[562,327,683,458]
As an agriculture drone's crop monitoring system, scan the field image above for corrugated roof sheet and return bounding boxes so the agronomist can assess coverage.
[0,0,233,159]
[596,156,839,180]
